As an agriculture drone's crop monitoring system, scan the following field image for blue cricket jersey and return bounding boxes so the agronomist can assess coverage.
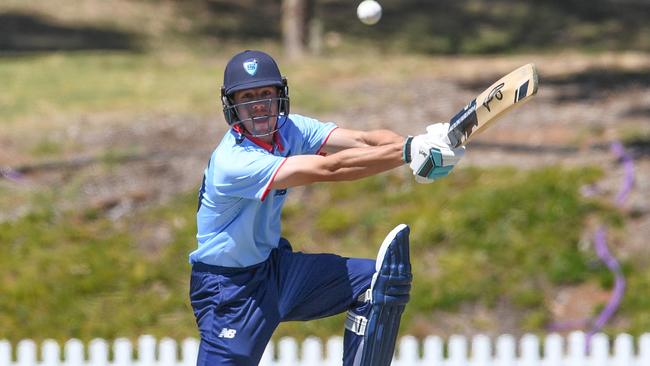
[190,114,337,267]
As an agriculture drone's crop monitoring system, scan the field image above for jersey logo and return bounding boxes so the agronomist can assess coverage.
[275,189,287,196]
[218,328,237,339]
[243,59,258,76]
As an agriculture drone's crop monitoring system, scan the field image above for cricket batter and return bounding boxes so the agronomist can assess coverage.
[189,50,465,365]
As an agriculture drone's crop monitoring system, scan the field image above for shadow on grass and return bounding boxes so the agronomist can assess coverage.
[626,107,650,119]
[189,0,650,54]
[543,69,650,102]
[0,12,139,54]
[3,0,649,55]
[458,68,650,103]
[625,137,650,159]
[198,0,281,41]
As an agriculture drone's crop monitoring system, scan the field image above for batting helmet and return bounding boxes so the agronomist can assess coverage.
[221,50,290,135]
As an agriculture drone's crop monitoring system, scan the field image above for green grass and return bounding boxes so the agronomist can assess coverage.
[1,166,634,343]
[0,192,198,342]
[1,0,647,345]
[0,52,220,125]
[622,266,650,335]
[0,50,417,132]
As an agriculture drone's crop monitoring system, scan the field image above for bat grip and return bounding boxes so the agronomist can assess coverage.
[447,127,464,148]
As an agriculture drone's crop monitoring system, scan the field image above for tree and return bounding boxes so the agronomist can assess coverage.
[282,0,318,59]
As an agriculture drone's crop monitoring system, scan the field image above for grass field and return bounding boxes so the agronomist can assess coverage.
[1,0,649,344]
[2,166,635,342]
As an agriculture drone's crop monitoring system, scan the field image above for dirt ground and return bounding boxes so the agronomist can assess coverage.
[1,54,648,335]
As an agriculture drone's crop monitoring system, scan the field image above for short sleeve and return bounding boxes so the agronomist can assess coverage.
[209,147,286,201]
[289,114,337,155]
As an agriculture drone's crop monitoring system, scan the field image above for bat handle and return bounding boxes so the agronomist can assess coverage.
[447,127,464,148]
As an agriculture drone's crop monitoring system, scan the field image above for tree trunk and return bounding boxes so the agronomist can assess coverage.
[282,0,307,60]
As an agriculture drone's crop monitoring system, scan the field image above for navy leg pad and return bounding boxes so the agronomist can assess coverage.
[347,224,412,366]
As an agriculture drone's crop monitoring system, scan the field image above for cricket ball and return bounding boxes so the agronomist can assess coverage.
[357,0,382,26]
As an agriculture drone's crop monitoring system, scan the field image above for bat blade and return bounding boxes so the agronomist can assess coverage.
[447,63,539,147]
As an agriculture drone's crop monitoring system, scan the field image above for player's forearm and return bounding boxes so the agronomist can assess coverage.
[321,128,405,155]
[360,129,403,146]
[321,142,404,180]
[359,129,404,146]
[270,142,405,189]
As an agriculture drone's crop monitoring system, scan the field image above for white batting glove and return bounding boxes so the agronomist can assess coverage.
[403,123,465,184]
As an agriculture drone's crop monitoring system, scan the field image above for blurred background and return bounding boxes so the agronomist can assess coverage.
[1,0,649,345]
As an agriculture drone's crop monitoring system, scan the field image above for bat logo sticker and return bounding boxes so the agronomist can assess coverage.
[514,80,530,103]
[482,82,504,112]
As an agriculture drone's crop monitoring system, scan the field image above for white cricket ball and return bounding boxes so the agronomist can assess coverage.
[357,0,382,26]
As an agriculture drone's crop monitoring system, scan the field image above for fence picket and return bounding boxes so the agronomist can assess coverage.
[543,333,563,366]
[567,331,586,366]
[114,338,132,366]
[324,336,343,366]
[137,335,156,366]
[181,338,198,366]
[612,333,633,366]
[42,339,60,366]
[520,334,539,366]
[422,336,443,365]
[471,334,491,366]
[302,337,322,366]
[640,333,650,366]
[589,333,609,366]
[89,338,108,366]
[1,340,12,366]
[395,335,419,366]
[2,332,649,366]
[448,334,468,366]
[64,339,84,366]
[277,337,298,366]
[158,338,177,366]
[17,340,36,366]
[495,334,515,366]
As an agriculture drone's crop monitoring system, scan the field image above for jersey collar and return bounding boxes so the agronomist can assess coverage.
[233,125,284,153]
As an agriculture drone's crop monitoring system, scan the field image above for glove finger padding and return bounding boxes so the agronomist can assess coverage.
[407,123,465,183]
[425,122,453,145]
[412,146,464,179]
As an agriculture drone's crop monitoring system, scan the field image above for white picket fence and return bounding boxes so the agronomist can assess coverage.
[1,331,649,366]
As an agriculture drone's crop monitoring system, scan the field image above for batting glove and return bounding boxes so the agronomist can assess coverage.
[403,123,465,184]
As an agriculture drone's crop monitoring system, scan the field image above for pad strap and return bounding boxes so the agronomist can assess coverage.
[357,288,372,303]
[345,311,368,336]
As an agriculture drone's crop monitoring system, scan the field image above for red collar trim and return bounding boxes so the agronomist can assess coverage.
[233,125,284,153]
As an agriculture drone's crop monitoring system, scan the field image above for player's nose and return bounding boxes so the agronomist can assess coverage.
[250,100,268,112]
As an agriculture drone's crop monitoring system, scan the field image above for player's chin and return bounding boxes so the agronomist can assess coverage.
[250,118,277,136]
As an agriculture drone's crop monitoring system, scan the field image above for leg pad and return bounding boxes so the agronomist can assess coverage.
[346,224,412,366]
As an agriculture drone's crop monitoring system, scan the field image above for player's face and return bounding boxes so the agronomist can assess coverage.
[233,86,279,141]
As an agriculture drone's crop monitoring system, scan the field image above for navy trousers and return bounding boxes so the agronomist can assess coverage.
[189,238,375,365]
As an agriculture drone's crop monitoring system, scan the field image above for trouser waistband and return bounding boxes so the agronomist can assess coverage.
[192,261,264,274]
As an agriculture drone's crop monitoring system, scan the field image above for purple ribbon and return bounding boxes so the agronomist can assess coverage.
[547,141,634,347]
[0,166,23,182]
[585,141,634,349]
[611,141,635,206]
[587,226,626,337]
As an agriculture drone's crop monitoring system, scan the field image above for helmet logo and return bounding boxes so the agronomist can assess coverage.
[243,59,258,76]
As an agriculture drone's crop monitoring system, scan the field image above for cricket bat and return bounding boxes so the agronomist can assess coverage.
[447,63,539,148]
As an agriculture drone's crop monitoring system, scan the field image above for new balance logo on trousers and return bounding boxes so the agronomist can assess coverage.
[218,328,237,339]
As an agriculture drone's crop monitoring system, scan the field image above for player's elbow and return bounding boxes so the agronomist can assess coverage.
[311,159,342,179]
[271,155,345,189]
[303,155,350,182]
[316,156,364,182]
